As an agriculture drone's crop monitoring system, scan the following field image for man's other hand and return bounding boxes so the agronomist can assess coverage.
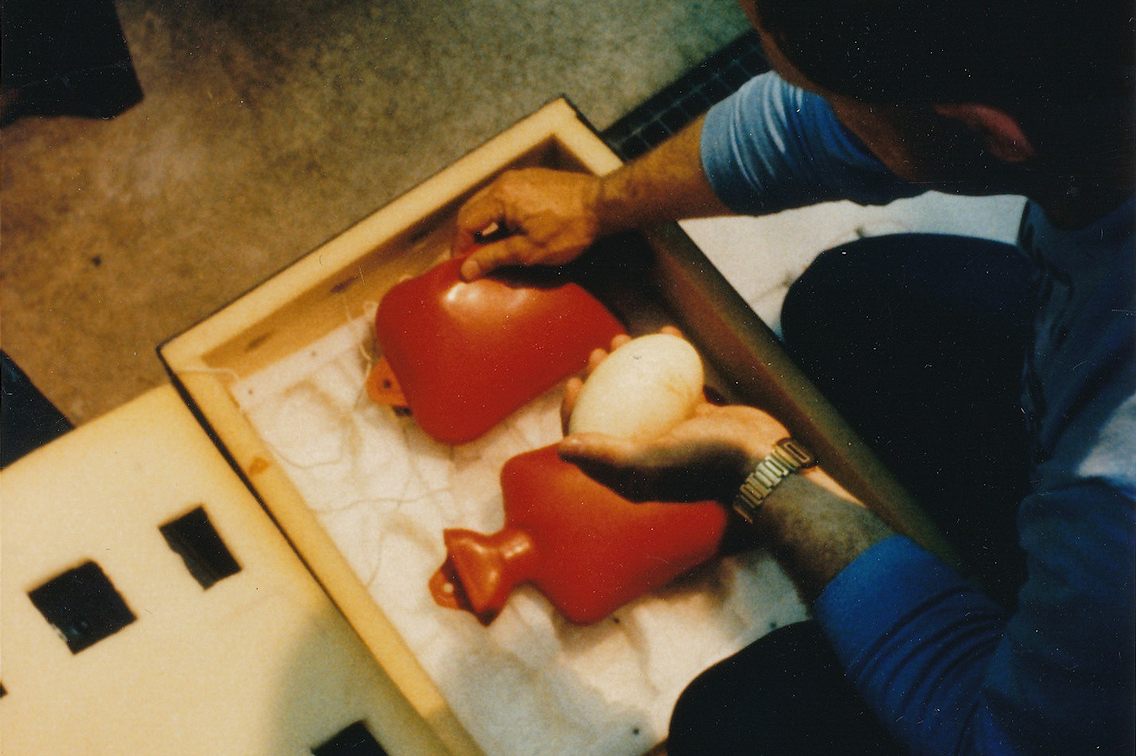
[559,401,790,503]
[557,328,790,503]
[452,168,604,281]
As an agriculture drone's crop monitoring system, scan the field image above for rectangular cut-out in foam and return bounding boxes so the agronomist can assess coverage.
[313,720,389,756]
[28,560,136,654]
[159,505,242,589]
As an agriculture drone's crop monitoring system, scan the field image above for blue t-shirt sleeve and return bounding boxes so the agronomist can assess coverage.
[816,523,1135,756]
[700,71,921,214]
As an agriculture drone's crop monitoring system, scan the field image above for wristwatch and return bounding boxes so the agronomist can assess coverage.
[732,438,818,524]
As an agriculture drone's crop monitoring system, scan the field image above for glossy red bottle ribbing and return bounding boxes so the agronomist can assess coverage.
[431,444,729,624]
[369,257,625,444]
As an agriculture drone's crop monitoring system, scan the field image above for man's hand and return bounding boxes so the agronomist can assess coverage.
[559,402,791,503]
[452,116,731,281]
[453,168,604,281]
[558,330,891,601]
[557,329,789,503]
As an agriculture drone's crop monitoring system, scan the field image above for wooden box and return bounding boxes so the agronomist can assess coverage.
[160,98,951,756]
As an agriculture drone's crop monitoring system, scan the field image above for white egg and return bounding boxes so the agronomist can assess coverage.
[568,333,704,441]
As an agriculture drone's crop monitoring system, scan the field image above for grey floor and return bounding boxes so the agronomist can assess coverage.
[1,0,750,424]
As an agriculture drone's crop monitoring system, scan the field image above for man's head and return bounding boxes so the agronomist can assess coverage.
[750,0,1130,109]
[741,0,1134,215]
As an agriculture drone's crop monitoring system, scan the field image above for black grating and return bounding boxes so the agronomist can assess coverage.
[602,30,768,160]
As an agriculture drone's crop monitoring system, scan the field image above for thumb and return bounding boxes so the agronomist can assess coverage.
[559,433,665,502]
[558,433,641,466]
[560,376,584,435]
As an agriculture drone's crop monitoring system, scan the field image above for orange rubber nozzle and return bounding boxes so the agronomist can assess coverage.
[366,355,409,408]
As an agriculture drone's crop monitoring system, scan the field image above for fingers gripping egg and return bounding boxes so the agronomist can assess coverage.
[568,333,704,441]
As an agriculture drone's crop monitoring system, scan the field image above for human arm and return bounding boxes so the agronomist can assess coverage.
[560,330,1135,756]
[564,413,1135,755]
[453,115,730,281]
[557,332,896,601]
[816,480,1135,756]
[455,71,920,280]
[562,409,1135,756]
[559,407,893,602]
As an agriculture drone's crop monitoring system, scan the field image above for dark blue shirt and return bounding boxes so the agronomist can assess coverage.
[702,72,1136,756]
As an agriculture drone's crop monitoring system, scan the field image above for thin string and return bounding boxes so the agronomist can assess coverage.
[174,296,383,473]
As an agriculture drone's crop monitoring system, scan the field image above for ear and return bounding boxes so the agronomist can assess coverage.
[933,103,1036,163]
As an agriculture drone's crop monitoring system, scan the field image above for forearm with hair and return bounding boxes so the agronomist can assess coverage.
[584,115,892,603]
[753,471,895,604]
[594,115,733,235]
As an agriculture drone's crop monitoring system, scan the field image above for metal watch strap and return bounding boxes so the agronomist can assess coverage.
[732,438,817,524]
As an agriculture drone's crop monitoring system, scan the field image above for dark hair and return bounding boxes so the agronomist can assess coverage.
[754,0,1134,110]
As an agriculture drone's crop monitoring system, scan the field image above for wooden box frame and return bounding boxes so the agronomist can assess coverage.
[160,98,954,756]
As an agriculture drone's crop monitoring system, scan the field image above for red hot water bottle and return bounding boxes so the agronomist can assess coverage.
[369,258,624,444]
[430,444,729,625]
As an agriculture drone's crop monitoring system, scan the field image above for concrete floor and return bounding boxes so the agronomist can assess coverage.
[1,0,750,424]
